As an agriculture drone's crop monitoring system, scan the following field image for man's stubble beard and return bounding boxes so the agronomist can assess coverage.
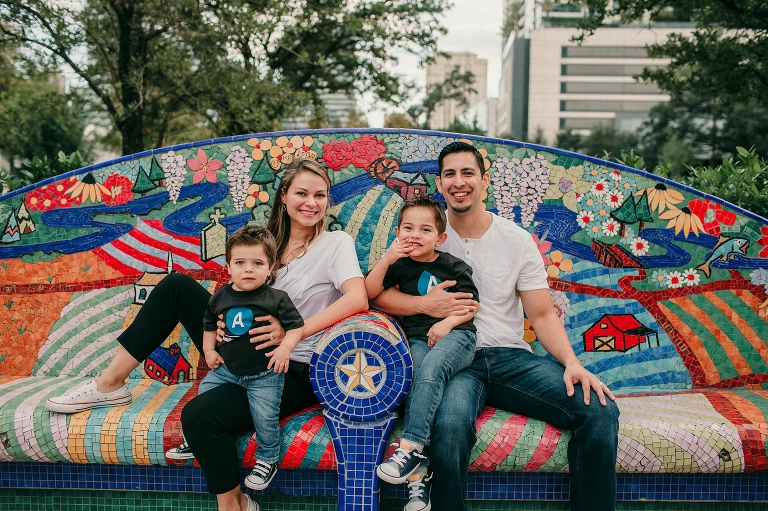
[447,202,473,214]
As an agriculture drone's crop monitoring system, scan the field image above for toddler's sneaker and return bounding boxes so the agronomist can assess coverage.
[165,440,194,460]
[45,379,132,413]
[376,442,428,484]
[404,471,432,511]
[244,460,277,490]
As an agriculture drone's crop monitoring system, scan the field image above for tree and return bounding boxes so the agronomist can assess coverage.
[446,116,485,136]
[1,0,448,155]
[384,113,416,129]
[407,65,476,130]
[555,126,638,158]
[578,1,768,110]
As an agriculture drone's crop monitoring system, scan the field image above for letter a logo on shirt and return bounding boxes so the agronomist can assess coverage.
[226,307,253,336]
[417,271,442,296]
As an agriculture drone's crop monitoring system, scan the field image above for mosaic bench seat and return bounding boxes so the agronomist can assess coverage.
[2,129,768,510]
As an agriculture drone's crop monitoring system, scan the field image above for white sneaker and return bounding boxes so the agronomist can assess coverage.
[244,494,260,511]
[45,379,132,413]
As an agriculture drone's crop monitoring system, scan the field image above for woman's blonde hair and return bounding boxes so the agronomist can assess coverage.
[265,158,332,262]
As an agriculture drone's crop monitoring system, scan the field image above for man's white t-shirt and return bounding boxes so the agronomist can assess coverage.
[442,214,550,351]
[273,230,363,363]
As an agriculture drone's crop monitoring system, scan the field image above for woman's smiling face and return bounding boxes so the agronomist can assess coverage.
[281,171,329,229]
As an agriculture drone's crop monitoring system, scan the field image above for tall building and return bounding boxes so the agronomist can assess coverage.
[458,98,499,138]
[496,0,694,142]
[426,52,487,130]
[282,93,356,130]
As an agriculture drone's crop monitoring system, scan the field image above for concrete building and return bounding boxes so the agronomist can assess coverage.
[458,97,499,138]
[282,93,356,130]
[426,52,487,130]
[497,0,694,143]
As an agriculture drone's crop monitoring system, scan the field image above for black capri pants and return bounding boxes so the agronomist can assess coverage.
[119,272,319,493]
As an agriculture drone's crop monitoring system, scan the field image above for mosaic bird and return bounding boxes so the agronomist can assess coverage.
[696,236,749,278]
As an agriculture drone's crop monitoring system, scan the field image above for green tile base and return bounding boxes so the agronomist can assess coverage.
[1,490,766,511]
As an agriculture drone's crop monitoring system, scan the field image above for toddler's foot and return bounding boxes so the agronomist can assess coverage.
[45,379,132,413]
[405,470,432,511]
[376,442,428,484]
[244,460,277,490]
[165,440,194,460]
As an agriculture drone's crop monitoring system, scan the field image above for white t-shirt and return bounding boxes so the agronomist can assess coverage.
[442,214,550,351]
[273,230,363,363]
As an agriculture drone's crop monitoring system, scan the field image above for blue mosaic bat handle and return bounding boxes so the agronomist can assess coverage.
[310,312,412,511]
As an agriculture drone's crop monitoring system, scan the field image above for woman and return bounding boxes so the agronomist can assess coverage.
[46,159,368,511]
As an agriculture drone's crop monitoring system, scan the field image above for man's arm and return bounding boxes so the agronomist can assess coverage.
[371,281,478,318]
[520,288,615,406]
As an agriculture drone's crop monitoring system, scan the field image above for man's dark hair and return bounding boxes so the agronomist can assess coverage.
[437,141,486,176]
[397,197,447,234]
[225,226,278,283]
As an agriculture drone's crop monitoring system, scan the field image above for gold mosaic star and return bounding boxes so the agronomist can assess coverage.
[339,350,384,394]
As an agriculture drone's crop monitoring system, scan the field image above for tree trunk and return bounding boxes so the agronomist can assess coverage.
[115,0,146,156]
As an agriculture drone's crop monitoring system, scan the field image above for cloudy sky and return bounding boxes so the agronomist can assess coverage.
[365,0,504,127]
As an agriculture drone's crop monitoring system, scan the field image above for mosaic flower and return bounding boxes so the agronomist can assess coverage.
[688,198,737,237]
[651,270,668,287]
[584,164,611,182]
[581,191,604,212]
[226,146,253,212]
[245,184,270,209]
[658,206,705,238]
[759,226,768,258]
[605,190,625,210]
[532,233,552,266]
[617,176,638,195]
[750,268,768,288]
[349,135,387,171]
[682,268,700,287]
[601,218,620,237]
[103,174,133,206]
[66,173,111,204]
[551,289,571,321]
[547,250,573,278]
[590,179,610,196]
[399,134,454,162]
[587,224,602,239]
[247,138,272,160]
[634,183,683,214]
[321,140,352,171]
[188,149,223,184]
[629,237,649,257]
[162,150,187,203]
[544,163,591,211]
[492,155,550,226]
[24,179,82,211]
[294,135,318,159]
[576,210,594,228]
[523,317,537,343]
[619,226,636,245]
[666,271,683,289]
[609,169,622,181]
[269,136,295,169]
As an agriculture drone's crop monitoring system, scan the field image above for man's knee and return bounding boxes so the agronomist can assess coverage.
[582,398,620,441]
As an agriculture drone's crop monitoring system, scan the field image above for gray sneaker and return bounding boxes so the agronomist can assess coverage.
[376,443,428,484]
[404,471,432,511]
[166,440,194,460]
[45,379,132,413]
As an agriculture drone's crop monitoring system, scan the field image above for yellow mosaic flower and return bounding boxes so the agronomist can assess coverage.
[523,318,537,343]
[658,206,705,238]
[65,174,111,204]
[268,136,295,170]
[245,184,270,209]
[544,163,592,211]
[247,138,273,160]
[546,250,574,278]
[634,183,684,213]
[294,135,318,159]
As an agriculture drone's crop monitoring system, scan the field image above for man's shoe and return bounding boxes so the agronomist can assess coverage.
[244,493,260,511]
[165,440,194,460]
[244,460,278,490]
[376,443,428,484]
[404,471,432,511]
[45,380,132,413]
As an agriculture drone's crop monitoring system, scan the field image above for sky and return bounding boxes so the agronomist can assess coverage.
[364,0,504,127]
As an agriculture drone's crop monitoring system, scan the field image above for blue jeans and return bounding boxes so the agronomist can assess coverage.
[402,330,476,447]
[424,347,619,511]
[199,363,284,463]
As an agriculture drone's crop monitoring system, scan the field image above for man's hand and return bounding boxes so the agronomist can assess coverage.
[421,280,478,318]
[426,319,453,348]
[381,238,413,265]
[266,346,292,373]
[248,315,287,350]
[204,349,224,370]
[563,361,615,406]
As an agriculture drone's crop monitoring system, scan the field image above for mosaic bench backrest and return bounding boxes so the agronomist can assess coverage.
[0,129,767,393]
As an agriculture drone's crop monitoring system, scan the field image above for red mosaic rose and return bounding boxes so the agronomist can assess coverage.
[688,198,736,236]
[349,135,386,171]
[321,140,352,171]
[103,174,134,206]
[758,225,768,258]
[24,178,81,211]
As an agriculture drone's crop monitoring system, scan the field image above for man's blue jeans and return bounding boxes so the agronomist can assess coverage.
[199,363,284,463]
[415,347,619,511]
[402,330,476,447]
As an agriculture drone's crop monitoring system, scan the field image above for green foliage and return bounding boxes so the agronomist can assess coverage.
[446,116,485,136]
[555,126,639,160]
[1,151,87,192]
[407,66,476,129]
[1,0,447,155]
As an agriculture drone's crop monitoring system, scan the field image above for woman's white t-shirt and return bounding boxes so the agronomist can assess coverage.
[272,230,363,363]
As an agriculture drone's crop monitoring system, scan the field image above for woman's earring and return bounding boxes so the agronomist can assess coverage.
[282,203,286,212]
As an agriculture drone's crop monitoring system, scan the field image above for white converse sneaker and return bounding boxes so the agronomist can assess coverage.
[45,379,132,413]
[244,460,278,490]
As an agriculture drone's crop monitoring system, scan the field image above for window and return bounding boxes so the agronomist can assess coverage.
[560,100,660,112]
[561,64,659,76]
[559,118,614,130]
[560,82,660,94]
[562,46,649,59]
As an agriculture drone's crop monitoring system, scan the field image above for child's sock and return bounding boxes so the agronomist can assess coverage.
[400,439,425,453]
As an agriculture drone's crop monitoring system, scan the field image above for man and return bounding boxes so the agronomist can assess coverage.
[373,141,619,511]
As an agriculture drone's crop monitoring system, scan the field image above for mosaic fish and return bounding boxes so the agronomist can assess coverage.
[696,236,750,278]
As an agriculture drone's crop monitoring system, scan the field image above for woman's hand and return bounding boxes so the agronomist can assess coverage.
[249,315,286,350]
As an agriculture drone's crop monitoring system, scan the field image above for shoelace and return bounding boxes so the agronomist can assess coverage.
[251,460,272,479]
[407,477,427,499]
[65,382,96,399]
[176,440,189,451]
[389,446,413,468]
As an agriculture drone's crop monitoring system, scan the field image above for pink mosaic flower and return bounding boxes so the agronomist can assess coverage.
[531,233,552,266]
[188,149,222,184]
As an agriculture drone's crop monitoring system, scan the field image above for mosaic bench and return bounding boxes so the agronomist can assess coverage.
[2,129,768,510]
